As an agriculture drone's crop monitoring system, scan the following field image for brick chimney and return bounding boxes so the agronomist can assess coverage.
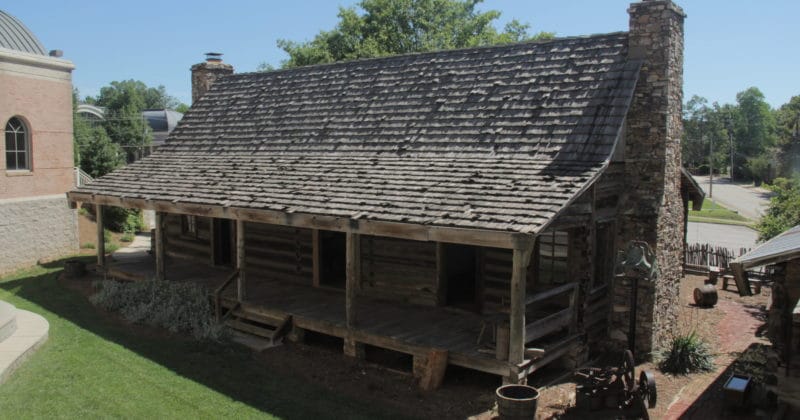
[612,0,686,356]
[191,52,234,104]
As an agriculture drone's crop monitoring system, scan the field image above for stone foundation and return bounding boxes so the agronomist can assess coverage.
[0,194,77,275]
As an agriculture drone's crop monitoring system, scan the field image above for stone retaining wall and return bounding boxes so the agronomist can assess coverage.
[0,194,77,275]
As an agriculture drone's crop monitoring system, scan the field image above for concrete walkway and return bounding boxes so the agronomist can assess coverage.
[0,301,49,384]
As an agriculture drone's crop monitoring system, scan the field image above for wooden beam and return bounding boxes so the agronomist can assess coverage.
[155,211,165,281]
[435,242,446,306]
[312,229,320,287]
[236,219,246,301]
[67,192,524,249]
[96,204,105,269]
[346,231,360,328]
[418,349,448,391]
[509,241,534,364]
[209,218,217,265]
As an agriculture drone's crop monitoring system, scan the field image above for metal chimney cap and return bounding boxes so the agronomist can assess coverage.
[49,49,63,57]
[205,52,223,62]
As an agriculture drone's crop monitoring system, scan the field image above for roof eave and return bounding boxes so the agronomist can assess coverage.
[66,191,531,250]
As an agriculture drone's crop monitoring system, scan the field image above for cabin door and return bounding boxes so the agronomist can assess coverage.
[443,244,479,311]
[319,231,346,289]
[213,219,234,266]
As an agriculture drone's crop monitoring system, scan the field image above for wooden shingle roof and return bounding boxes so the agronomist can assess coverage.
[73,32,640,235]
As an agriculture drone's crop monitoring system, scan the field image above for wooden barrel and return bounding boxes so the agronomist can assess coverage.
[693,285,718,307]
[496,384,539,419]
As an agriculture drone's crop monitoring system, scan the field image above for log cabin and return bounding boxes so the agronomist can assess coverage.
[67,0,701,386]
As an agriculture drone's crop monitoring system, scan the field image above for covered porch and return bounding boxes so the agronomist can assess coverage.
[100,241,582,385]
[73,193,587,388]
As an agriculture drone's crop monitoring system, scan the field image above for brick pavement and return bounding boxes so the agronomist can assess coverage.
[663,299,765,419]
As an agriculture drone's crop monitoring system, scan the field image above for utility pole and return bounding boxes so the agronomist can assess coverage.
[709,133,713,199]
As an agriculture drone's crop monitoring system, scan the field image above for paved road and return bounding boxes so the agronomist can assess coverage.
[686,222,758,250]
[692,175,773,221]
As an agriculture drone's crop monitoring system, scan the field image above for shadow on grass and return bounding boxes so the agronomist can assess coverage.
[1,256,408,420]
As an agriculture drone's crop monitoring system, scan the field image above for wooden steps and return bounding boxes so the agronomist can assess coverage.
[224,309,291,346]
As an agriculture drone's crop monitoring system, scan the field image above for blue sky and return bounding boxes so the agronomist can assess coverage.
[5,1,798,108]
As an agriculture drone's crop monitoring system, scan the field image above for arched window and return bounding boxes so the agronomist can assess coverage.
[5,117,30,170]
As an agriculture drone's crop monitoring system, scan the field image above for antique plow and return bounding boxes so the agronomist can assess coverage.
[575,350,657,419]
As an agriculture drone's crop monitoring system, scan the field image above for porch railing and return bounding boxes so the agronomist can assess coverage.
[524,281,578,343]
[75,167,93,187]
[214,269,240,321]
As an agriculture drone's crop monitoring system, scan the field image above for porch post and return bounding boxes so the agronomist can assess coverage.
[346,231,360,328]
[154,211,165,281]
[509,240,534,365]
[236,219,246,301]
[96,204,105,269]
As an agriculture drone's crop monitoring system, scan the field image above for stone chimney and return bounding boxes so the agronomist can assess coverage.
[191,52,234,104]
[612,0,686,356]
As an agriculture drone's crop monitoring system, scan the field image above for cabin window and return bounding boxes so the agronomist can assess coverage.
[182,215,198,237]
[442,244,479,311]
[319,231,346,289]
[592,222,616,291]
[537,230,568,285]
[5,117,30,170]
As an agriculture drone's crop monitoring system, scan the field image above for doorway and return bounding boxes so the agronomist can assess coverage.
[319,231,346,289]
[213,219,233,266]
[443,244,479,310]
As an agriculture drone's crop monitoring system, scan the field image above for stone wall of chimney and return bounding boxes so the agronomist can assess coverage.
[191,60,234,104]
[612,0,686,356]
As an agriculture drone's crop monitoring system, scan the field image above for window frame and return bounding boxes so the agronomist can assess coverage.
[4,116,31,171]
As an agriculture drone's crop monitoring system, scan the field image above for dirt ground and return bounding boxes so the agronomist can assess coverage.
[61,263,773,419]
[530,274,771,420]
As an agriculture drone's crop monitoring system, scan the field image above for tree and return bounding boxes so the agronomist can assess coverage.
[681,95,731,174]
[733,87,777,180]
[73,89,122,177]
[79,125,124,178]
[88,80,154,162]
[271,0,553,68]
[757,177,800,241]
[775,95,800,177]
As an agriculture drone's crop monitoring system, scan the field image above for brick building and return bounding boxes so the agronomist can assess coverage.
[0,10,77,274]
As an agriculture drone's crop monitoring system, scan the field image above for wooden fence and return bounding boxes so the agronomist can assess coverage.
[684,243,750,269]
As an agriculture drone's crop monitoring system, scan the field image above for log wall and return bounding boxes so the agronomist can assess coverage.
[164,214,211,262]
[359,235,438,306]
[244,222,313,285]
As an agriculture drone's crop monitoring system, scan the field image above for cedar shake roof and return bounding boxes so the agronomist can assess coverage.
[74,32,641,234]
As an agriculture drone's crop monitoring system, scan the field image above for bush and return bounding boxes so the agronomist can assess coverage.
[657,331,715,374]
[81,242,95,249]
[120,232,135,243]
[103,207,145,233]
[757,176,800,241]
[91,280,226,341]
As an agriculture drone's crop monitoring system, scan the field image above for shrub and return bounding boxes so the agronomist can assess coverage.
[91,280,226,341]
[120,232,135,243]
[81,242,95,249]
[103,207,146,233]
[657,331,715,374]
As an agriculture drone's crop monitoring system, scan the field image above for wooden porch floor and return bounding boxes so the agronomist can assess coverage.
[105,252,512,377]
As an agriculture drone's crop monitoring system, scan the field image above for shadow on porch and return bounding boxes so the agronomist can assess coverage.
[104,240,515,379]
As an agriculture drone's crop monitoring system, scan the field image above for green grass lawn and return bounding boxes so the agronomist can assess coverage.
[688,199,752,225]
[0,257,407,419]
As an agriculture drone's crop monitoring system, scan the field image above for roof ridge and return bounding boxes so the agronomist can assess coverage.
[232,31,629,78]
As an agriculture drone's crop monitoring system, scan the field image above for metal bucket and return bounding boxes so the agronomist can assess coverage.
[496,384,539,419]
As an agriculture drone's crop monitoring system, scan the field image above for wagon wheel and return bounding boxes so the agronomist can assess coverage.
[621,350,636,392]
[639,370,657,408]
